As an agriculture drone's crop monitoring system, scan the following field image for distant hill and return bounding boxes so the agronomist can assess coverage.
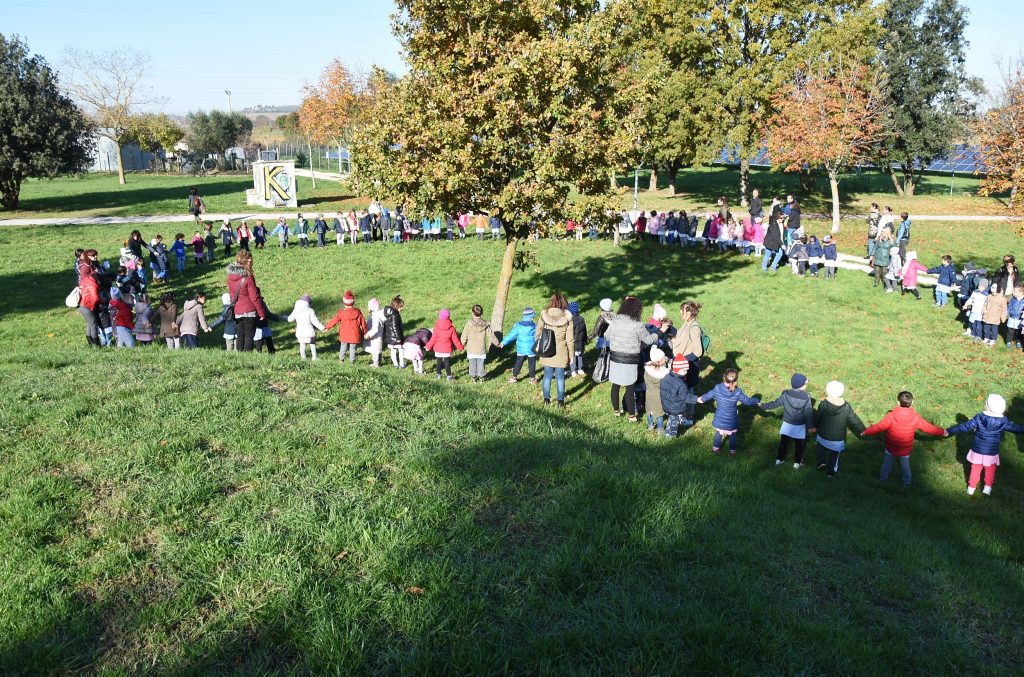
[240,105,299,114]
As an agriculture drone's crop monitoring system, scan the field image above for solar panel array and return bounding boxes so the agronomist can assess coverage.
[715,144,987,174]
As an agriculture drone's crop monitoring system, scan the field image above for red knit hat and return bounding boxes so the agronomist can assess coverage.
[671,353,689,375]
[343,290,355,306]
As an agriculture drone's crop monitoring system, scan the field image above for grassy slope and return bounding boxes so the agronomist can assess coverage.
[1,223,1023,673]
[7,166,1010,221]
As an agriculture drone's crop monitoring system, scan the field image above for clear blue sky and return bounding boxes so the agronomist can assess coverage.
[4,0,1021,114]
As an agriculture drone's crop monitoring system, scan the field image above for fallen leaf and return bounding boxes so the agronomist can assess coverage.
[335,550,350,560]
[405,586,424,595]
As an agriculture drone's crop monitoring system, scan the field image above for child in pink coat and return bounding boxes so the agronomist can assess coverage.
[901,251,929,300]
[424,309,465,381]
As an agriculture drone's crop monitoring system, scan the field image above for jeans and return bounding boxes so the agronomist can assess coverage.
[867,239,876,257]
[317,233,326,247]
[79,305,100,340]
[570,352,584,374]
[436,356,452,377]
[115,326,136,347]
[762,248,783,271]
[339,342,357,362]
[971,320,983,338]
[983,323,999,341]
[898,239,908,260]
[647,413,665,431]
[182,334,198,349]
[299,236,309,248]
[235,316,257,351]
[362,233,371,243]
[393,231,402,244]
[176,256,185,272]
[935,289,948,306]
[542,366,566,401]
[512,355,537,379]
[713,430,738,452]
[880,451,912,485]
[659,232,667,245]
[468,357,485,378]
[589,228,597,240]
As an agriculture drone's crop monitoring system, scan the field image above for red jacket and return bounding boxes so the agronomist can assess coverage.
[325,307,367,344]
[110,298,134,329]
[862,406,945,456]
[78,262,101,311]
[425,318,464,353]
[225,263,267,319]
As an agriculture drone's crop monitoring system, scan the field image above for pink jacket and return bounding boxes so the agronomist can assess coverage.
[901,260,928,288]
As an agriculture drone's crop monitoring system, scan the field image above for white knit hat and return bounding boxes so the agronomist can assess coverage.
[649,347,666,363]
[599,298,613,312]
[652,303,668,321]
[826,380,845,399]
[986,394,1006,417]
[907,251,917,261]
[221,293,231,305]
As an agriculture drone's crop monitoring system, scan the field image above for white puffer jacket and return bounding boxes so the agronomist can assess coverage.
[287,299,324,341]
[363,308,387,352]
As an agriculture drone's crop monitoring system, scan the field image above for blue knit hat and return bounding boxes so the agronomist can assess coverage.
[791,373,808,389]
[568,301,580,315]
[522,307,535,319]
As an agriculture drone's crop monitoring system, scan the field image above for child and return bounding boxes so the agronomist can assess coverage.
[762,373,815,468]
[789,237,808,276]
[963,278,990,340]
[158,292,179,349]
[587,298,615,350]
[643,348,671,434]
[863,391,947,487]
[403,327,432,375]
[981,283,1009,347]
[751,217,766,257]
[109,287,136,348]
[1007,285,1024,349]
[660,355,700,437]
[383,296,406,368]
[696,367,761,454]
[178,292,210,349]
[287,293,325,360]
[203,224,216,262]
[218,220,235,257]
[568,301,587,376]
[501,307,539,384]
[253,220,268,250]
[296,213,310,248]
[190,231,205,265]
[237,221,252,251]
[947,394,1024,495]
[333,212,346,246]
[171,233,187,273]
[927,255,957,307]
[210,292,238,350]
[425,309,464,380]
[151,236,171,285]
[885,247,902,294]
[900,250,928,300]
[460,304,499,382]
[253,319,276,353]
[270,217,290,249]
[363,298,387,367]
[132,293,155,346]
[805,235,824,277]
[325,290,367,363]
[814,381,866,475]
[957,262,982,309]
[822,235,838,279]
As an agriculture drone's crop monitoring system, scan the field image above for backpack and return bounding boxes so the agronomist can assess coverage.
[532,326,556,358]
[701,330,711,355]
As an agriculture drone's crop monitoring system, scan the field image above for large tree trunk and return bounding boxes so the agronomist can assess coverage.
[668,161,681,195]
[0,176,21,210]
[490,234,521,337]
[828,171,841,234]
[648,164,658,192]
[609,172,618,190]
[114,140,126,185]
[887,166,905,196]
[903,168,917,197]
[739,159,750,207]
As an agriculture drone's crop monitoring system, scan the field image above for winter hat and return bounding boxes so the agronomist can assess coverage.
[906,251,917,261]
[110,287,122,300]
[301,294,311,304]
[568,301,580,316]
[671,353,689,374]
[649,347,666,364]
[823,235,832,243]
[522,307,535,320]
[791,373,808,389]
[985,394,1006,417]
[439,309,450,320]
[221,293,232,305]
[890,247,899,255]
[826,380,845,399]
[368,298,380,312]
[978,279,989,291]
[343,290,355,306]
[652,303,668,321]
[599,298,613,312]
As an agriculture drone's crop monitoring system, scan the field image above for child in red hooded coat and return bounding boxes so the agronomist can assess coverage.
[425,309,464,380]
[325,290,367,363]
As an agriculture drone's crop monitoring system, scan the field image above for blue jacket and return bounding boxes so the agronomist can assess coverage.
[699,383,760,431]
[170,240,186,257]
[823,243,837,261]
[501,319,537,356]
[661,372,699,415]
[927,263,957,287]
[896,219,911,241]
[806,240,823,258]
[1008,296,1024,321]
[947,413,1024,456]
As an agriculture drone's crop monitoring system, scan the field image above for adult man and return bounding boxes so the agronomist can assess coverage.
[749,188,763,219]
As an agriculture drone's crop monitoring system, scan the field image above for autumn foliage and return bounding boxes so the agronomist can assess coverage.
[298,59,363,150]
[976,66,1024,219]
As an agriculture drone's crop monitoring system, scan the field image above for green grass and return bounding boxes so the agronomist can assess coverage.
[5,165,1011,222]
[1,221,1024,672]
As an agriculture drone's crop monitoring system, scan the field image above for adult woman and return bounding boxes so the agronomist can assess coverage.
[761,213,785,272]
[535,293,575,407]
[605,297,666,421]
[993,255,1020,298]
[226,250,268,351]
[871,230,893,289]
[127,230,150,260]
[77,249,103,346]
[671,301,704,427]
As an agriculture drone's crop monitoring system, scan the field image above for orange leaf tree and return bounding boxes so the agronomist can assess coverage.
[765,62,887,233]
[976,64,1024,221]
[298,59,364,179]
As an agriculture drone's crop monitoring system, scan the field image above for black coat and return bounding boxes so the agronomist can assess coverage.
[993,266,1021,295]
[382,306,404,345]
[763,221,784,251]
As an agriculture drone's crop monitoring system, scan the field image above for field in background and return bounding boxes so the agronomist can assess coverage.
[1,222,1023,672]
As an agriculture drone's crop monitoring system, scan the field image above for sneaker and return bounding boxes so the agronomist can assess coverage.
[557,400,565,408]
[885,289,894,293]
[793,463,803,469]
[680,418,694,427]
[508,376,519,383]
[712,447,720,453]
[529,378,540,385]
[543,398,551,406]
[982,485,992,496]
[1007,342,1014,348]
[729,450,737,456]
[967,486,976,496]
[435,374,442,380]
[775,459,784,466]
[447,375,455,381]
[1016,343,1023,349]
[963,329,973,336]
[817,463,827,470]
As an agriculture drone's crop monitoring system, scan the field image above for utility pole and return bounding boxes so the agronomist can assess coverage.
[225,90,232,113]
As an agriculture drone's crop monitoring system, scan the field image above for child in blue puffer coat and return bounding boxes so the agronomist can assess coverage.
[805,235,824,277]
[1005,285,1024,349]
[947,394,1024,496]
[697,368,761,454]
[927,254,957,307]
[501,307,539,384]
[822,235,838,279]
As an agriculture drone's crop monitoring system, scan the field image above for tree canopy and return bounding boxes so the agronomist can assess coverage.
[0,34,93,210]
[186,110,253,168]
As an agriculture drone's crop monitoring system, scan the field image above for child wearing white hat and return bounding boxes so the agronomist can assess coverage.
[946,394,1024,495]
[813,381,866,475]
[643,347,671,434]
[588,298,616,351]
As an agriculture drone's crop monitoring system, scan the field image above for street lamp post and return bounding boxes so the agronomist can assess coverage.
[225,90,232,113]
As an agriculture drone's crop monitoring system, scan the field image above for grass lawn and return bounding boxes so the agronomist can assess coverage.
[5,166,1011,222]
[1,220,1023,672]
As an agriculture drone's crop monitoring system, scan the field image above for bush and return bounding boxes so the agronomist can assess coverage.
[295,149,308,168]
